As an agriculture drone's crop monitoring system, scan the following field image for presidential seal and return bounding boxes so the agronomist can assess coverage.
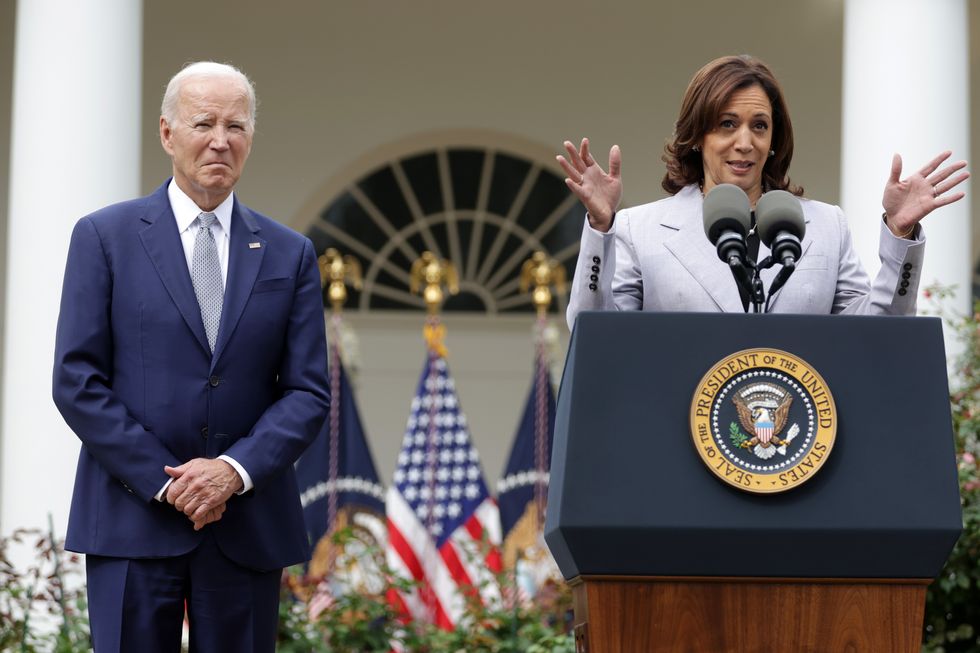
[690,348,836,493]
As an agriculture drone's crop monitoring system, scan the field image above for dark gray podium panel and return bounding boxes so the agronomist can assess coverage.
[545,312,962,580]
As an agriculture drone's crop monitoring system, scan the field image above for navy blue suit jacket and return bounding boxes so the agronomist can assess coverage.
[53,181,329,571]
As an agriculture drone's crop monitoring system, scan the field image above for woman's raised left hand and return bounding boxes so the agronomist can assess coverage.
[882,151,969,237]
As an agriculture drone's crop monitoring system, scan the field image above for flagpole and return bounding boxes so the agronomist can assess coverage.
[534,317,548,531]
[520,252,567,533]
[327,318,341,546]
[317,248,363,567]
[423,315,440,549]
[411,251,459,626]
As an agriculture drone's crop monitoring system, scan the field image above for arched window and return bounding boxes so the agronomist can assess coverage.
[304,146,581,314]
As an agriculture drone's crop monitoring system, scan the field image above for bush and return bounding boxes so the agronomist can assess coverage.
[279,527,574,652]
[0,524,572,652]
[922,285,980,653]
[0,522,88,652]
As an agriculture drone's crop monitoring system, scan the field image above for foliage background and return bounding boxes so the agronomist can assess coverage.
[922,286,980,653]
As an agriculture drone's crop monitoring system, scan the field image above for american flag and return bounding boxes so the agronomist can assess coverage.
[386,351,502,629]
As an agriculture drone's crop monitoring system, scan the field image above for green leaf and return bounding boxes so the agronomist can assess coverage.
[729,422,747,447]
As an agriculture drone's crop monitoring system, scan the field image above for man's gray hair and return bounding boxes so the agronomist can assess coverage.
[160,61,257,129]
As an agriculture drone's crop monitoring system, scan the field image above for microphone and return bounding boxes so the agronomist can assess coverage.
[755,190,805,268]
[702,184,752,267]
[756,190,805,310]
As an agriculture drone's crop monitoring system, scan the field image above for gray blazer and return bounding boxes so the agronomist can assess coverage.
[567,185,925,329]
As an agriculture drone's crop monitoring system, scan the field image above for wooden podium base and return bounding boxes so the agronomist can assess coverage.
[570,575,929,653]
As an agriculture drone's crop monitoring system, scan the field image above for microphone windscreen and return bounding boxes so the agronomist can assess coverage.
[702,184,751,244]
[756,190,805,246]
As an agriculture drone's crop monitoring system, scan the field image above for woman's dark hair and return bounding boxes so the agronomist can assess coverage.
[661,55,803,196]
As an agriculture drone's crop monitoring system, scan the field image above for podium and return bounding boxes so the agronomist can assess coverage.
[545,312,962,653]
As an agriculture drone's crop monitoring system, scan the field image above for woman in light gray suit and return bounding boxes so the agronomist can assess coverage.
[560,55,969,328]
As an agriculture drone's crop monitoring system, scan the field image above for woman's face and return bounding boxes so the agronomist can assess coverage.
[699,84,773,206]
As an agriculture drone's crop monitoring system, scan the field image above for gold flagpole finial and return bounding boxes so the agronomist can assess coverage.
[519,251,567,317]
[318,248,363,312]
[409,251,459,316]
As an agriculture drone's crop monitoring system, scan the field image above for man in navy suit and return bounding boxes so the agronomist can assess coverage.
[53,61,329,652]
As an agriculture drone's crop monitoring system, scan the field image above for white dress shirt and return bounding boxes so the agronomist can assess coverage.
[154,180,254,501]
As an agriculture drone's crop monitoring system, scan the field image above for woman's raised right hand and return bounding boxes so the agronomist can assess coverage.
[557,138,623,233]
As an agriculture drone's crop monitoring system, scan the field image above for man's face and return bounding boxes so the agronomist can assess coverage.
[160,75,253,211]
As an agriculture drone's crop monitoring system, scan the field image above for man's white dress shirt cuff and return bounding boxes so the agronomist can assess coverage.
[218,455,254,494]
[155,478,174,502]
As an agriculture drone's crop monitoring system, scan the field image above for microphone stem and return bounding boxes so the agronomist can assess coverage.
[764,260,797,312]
[729,258,762,314]
[750,272,765,313]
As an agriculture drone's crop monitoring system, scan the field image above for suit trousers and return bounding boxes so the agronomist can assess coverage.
[85,531,281,653]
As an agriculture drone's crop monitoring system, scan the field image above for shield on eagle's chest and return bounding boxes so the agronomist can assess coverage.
[755,418,774,444]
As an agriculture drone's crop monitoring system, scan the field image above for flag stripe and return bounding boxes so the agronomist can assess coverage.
[485,547,503,574]
[439,543,475,593]
[473,500,503,572]
[449,503,503,605]
[386,587,411,624]
[475,499,502,541]
[464,514,484,542]
[387,516,425,583]
[387,490,467,626]
[387,519,453,627]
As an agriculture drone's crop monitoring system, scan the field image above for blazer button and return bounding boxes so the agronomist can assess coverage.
[901,271,911,280]
[209,375,221,387]
[591,265,600,273]
[898,288,907,296]
[201,426,208,439]
[900,279,910,288]
[590,274,598,282]
[592,256,601,264]
[903,263,913,271]
[589,283,598,291]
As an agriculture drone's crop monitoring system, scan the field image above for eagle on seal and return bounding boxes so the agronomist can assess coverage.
[733,383,793,451]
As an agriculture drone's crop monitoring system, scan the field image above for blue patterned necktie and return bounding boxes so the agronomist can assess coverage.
[191,212,223,352]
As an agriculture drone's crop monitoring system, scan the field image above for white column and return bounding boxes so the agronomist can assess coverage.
[841,0,971,327]
[1,0,142,537]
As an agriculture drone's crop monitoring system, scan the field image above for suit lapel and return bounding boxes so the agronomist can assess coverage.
[138,184,211,354]
[212,199,265,367]
[661,186,744,313]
